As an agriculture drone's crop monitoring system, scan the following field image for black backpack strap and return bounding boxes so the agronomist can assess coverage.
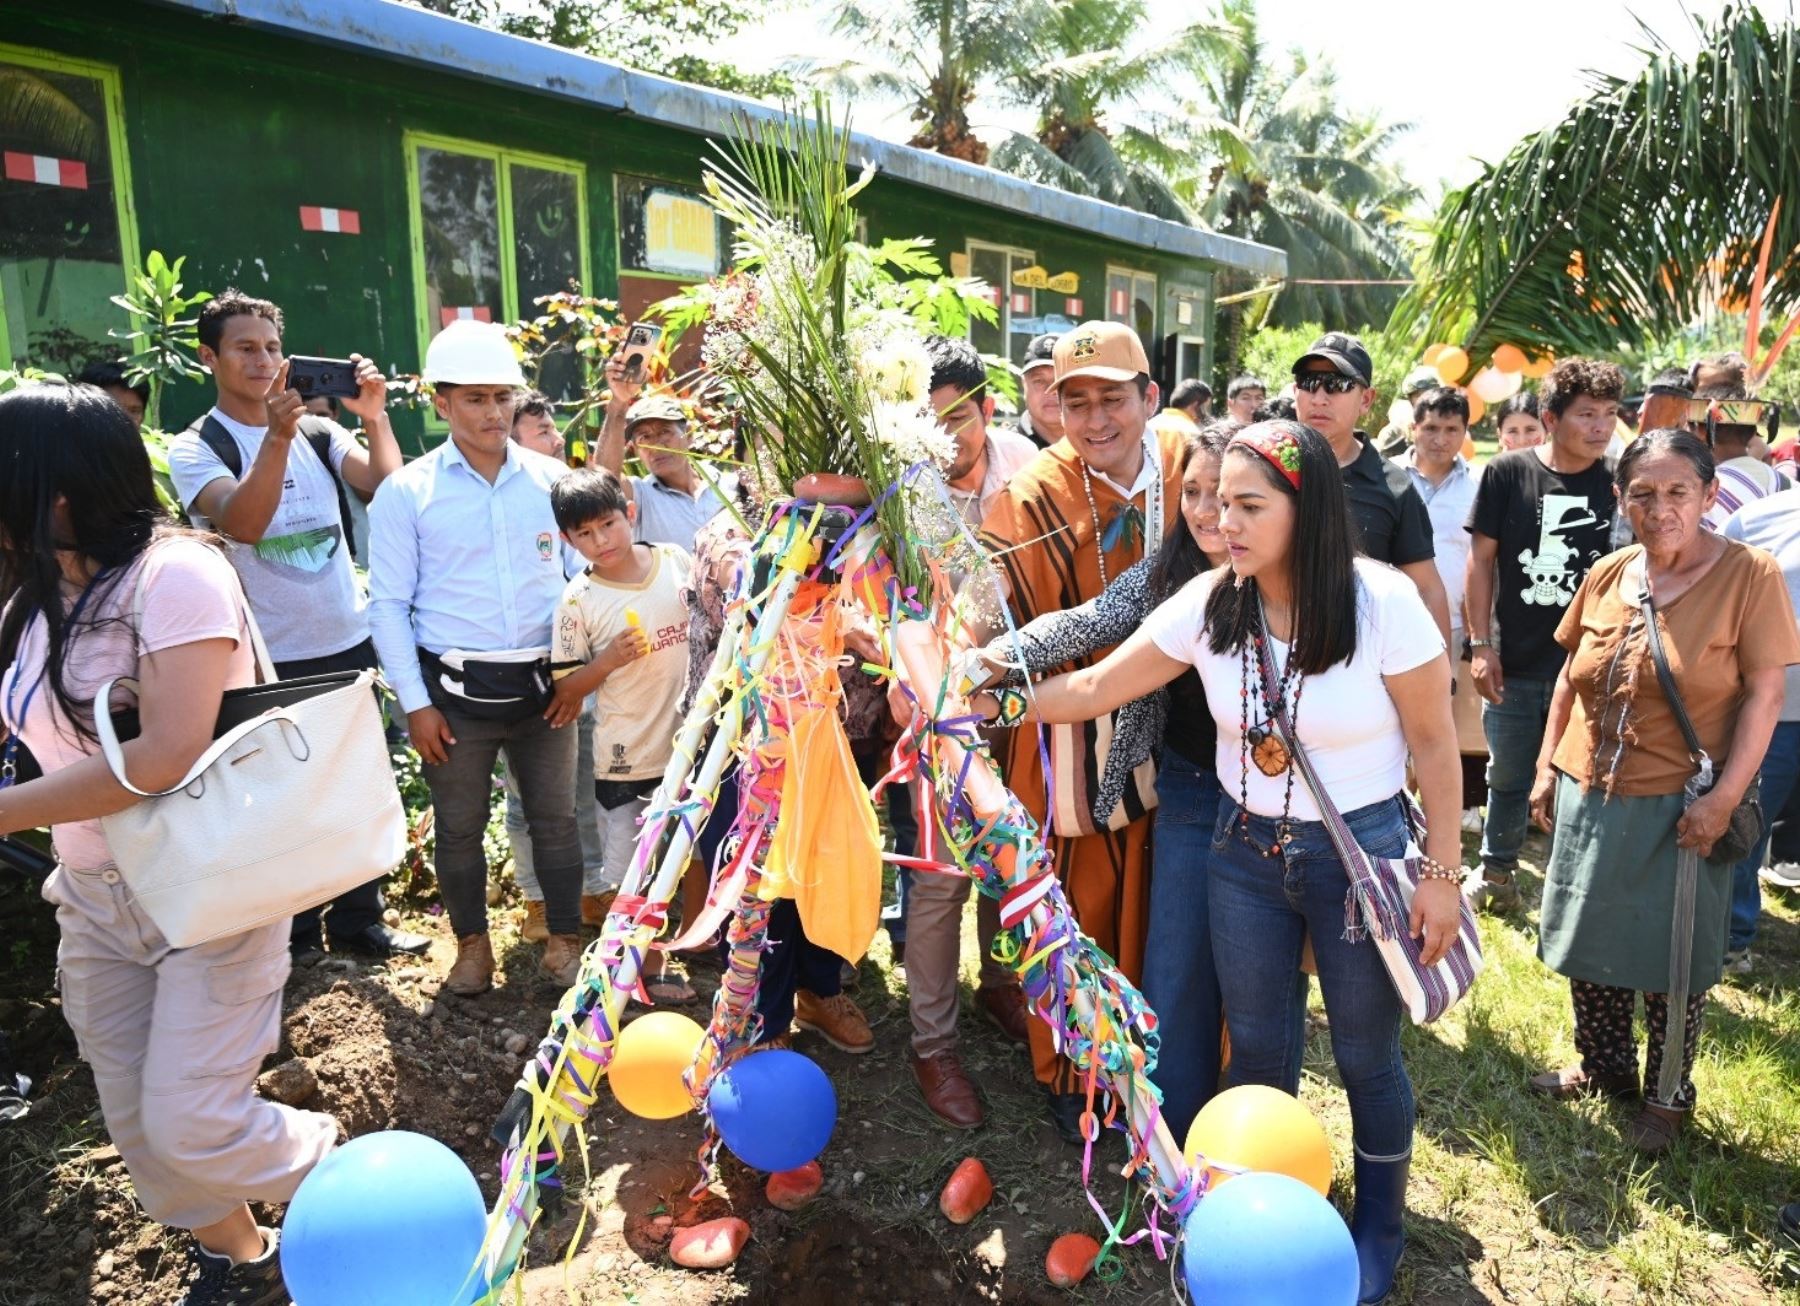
[296,415,360,564]
[189,412,245,480]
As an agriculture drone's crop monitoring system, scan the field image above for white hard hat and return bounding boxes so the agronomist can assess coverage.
[422,319,527,387]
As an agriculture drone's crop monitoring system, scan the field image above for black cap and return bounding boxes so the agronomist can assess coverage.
[1293,332,1373,388]
[1021,333,1061,373]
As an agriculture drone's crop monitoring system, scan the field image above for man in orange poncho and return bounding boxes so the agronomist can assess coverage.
[977,321,1188,1142]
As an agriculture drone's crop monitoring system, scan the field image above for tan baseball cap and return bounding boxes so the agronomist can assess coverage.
[1052,321,1150,390]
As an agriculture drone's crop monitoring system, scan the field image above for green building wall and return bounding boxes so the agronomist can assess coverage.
[5,0,1226,450]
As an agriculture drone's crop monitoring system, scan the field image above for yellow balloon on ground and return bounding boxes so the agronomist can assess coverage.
[609,1012,706,1119]
[1181,1084,1333,1196]
[1434,346,1469,385]
[1491,343,1527,373]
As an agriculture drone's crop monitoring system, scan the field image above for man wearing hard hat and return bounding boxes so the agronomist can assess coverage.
[367,320,587,995]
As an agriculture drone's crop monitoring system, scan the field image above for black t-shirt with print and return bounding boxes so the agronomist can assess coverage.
[1466,448,1616,680]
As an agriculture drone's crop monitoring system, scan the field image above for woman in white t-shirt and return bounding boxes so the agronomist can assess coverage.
[981,422,1461,1305]
[0,384,336,1304]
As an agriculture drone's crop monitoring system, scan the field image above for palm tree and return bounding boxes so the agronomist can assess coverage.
[1397,3,1800,367]
[987,0,1237,220]
[1127,0,1417,328]
[790,0,1020,164]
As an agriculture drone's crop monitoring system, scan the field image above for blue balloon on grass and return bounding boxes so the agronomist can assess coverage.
[1182,1171,1358,1305]
[281,1130,489,1306]
[707,1048,837,1173]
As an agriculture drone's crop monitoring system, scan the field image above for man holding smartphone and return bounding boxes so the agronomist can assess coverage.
[168,289,427,962]
[597,344,730,550]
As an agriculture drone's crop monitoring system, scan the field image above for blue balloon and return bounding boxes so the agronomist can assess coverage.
[1182,1171,1359,1306]
[707,1049,837,1173]
[281,1130,489,1306]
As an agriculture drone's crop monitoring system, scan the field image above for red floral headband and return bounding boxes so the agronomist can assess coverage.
[1229,425,1303,490]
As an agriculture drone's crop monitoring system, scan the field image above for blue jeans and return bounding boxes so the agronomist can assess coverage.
[1142,752,1224,1142]
[1730,720,1800,950]
[1480,675,1555,875]
[1209,794,1415,1159]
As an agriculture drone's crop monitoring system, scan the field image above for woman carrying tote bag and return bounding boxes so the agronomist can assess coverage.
[977,422,1464,1305]
[0,384,336,1305]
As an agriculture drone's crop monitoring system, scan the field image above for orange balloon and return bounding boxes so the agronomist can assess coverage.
[609,1012,706,1119]
[1465,392,1486,425]
[1491,343,1526,373]
[1462,432,1478,461]
[1182,1084,1332,1196]
[1422,343,1450,366]
[1522,352,1555,379]
[1434,346,1470,385]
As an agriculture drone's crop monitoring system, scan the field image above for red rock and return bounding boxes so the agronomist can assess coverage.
[1045,1232,1101,1287]
[669,1216,750,1270]
[938,1157,993,1225]
[766,1161,824,1211]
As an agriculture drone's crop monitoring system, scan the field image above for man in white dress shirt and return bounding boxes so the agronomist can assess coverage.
[368,320,584,996]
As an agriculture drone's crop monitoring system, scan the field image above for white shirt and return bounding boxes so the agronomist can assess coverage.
[368,438,574,713]
[1144,559,1443,819]
[167,408,368,662]
[1703,455,1786,531]
[1398,451,1480,635]
[948,429,1040,529]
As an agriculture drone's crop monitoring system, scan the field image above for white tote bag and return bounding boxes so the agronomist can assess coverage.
[93,566,406,948]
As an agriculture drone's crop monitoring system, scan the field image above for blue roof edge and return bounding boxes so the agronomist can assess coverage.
[149,0,1288,279]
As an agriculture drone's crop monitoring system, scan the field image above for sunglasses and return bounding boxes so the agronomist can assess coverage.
[1293,372,1364,396]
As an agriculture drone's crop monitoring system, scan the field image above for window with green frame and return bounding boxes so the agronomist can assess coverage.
[404,133,590,403]
[0,45,140,373]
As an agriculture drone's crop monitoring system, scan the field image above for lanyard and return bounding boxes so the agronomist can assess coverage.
[1,568,112,789]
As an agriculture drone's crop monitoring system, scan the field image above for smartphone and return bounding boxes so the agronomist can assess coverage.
[286,355,361,401]
[616,323,662,382]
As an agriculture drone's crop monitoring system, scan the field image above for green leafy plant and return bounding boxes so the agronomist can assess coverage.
[109,250,211,430]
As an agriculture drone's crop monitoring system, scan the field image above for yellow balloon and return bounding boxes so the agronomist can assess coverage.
[1181,1084,1333,1196]
[1434,346,1470,385]
[1491,343,1527,374]
[1521,352,1555,379]
[609,1011,706,1120]
[1422,342,1450,366]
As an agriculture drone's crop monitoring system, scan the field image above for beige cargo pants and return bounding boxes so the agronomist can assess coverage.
[43,863,338,1230]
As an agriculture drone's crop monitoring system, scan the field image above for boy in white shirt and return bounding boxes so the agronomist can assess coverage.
[547,469,693,914]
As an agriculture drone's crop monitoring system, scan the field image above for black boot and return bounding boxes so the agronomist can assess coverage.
[1350,1150,1409,1304]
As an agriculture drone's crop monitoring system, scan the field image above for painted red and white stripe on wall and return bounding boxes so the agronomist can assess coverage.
[1109,287,1129,315]
[440,306,494,326]
[299,205,361,234]
[1009,291,1032,315]
[1064,297,1084,316]
[3,151,88,189]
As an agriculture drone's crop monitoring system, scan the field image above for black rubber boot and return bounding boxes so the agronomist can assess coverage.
[1350,1150,1410,1304]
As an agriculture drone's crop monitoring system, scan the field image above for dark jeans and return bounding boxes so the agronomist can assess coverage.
[1730,720,1800,950]
[1141,750,1224,1142]
[1480,674,1555,876]
[1209,793,1415,1160]
[700,768,845,1043]
[421,707,582,938]
[277,638,387,950]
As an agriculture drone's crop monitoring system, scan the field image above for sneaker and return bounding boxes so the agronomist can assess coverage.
[177,1227,286,1306]
[1760,861,1800,889]
[1725,948,1754,977]
[519,899,548,943]
[1463,867,1522,913]
[1461,807,1484,835]
[793,989,874,1054]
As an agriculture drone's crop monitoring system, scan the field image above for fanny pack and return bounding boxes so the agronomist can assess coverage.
[419,646,552,723]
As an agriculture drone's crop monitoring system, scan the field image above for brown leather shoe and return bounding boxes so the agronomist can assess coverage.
[519,900,548,944]
[540,933,584,987]
[911,1050,983,1128]
[443,934,495,997]
[976,983,1030,1046]
[794,989,874,1054]
[581,892,616,929]
[1529,1065,1640,1101]
[1623,1101,1688,1153]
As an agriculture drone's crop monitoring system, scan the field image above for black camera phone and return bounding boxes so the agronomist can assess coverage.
[286,355,361,401]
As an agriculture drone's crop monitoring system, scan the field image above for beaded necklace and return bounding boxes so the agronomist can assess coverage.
[1235,586,1305,856]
